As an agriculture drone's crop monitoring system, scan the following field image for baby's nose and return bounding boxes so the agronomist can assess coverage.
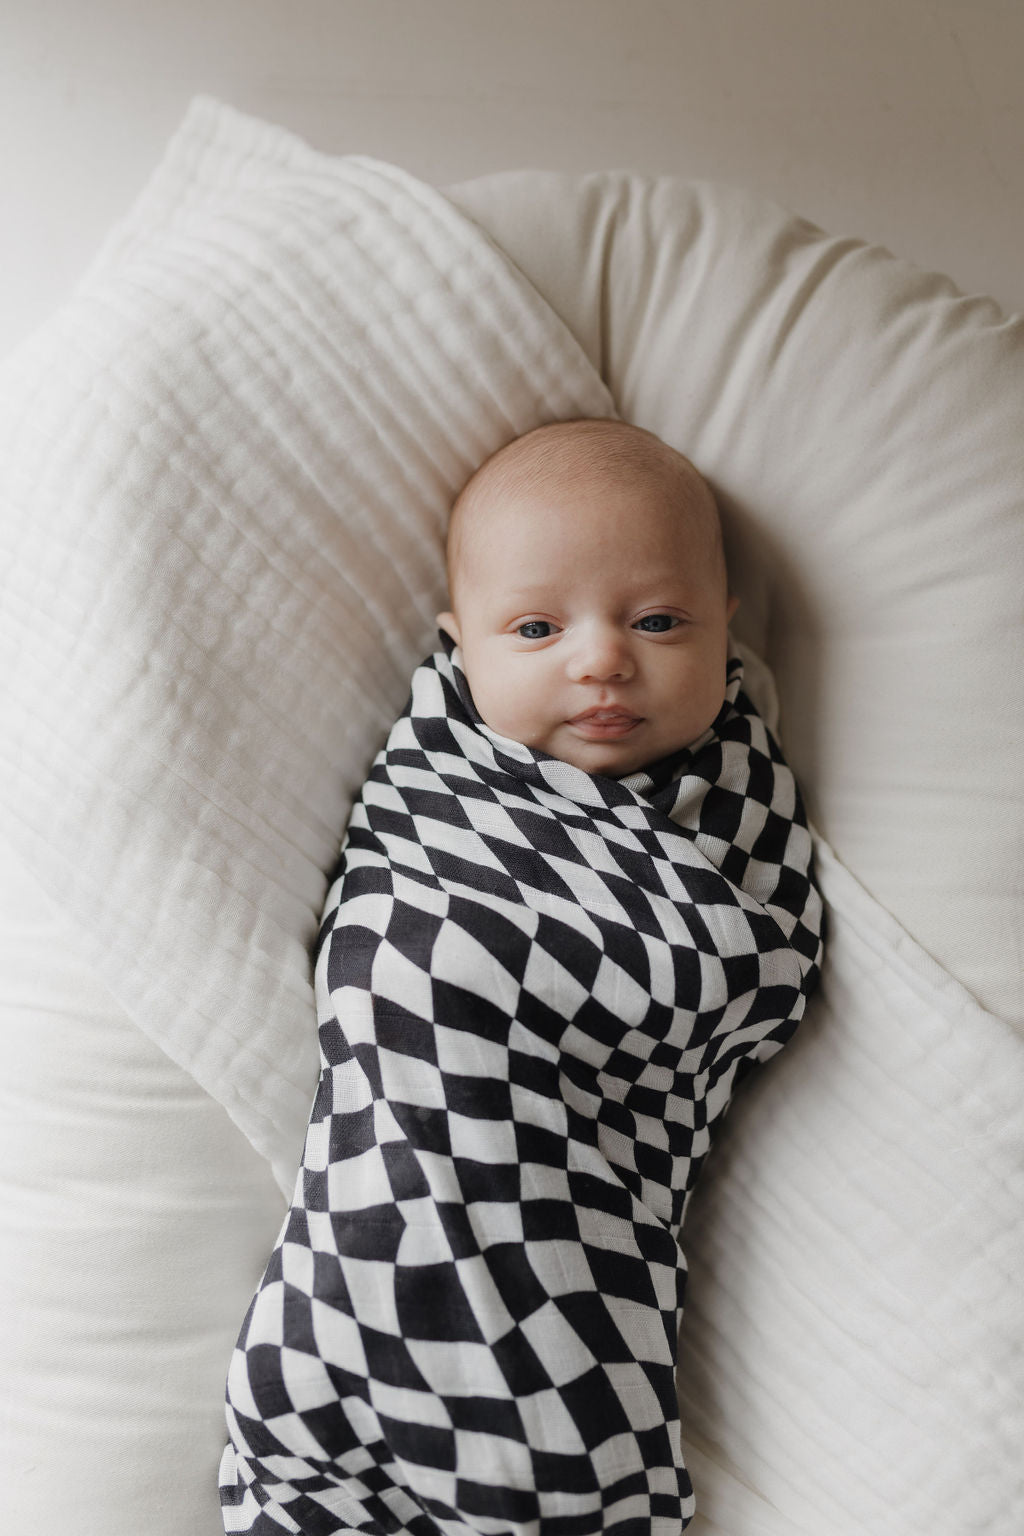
[566,624,634,683]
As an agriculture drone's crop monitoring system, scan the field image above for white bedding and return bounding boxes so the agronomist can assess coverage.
[1,99,1021,1535]
[681,840,1024,1532]
[0,98,613,1191]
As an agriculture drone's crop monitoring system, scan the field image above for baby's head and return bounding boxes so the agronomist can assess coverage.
[437,418,738,778]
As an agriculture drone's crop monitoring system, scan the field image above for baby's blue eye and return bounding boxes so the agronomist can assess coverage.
[635,614,677,632]
[517,620,554,639]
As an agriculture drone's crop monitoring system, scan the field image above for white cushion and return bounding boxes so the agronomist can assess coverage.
[0,845,283,1533]
[450,170,1024,1027]
[0,99,613,1194]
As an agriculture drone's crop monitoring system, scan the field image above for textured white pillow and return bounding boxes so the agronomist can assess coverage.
[0,847,283,1533]
[451,172,1024,1027]
[0,101,613,1193]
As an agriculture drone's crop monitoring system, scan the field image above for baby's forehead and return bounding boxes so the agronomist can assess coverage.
[446,421,721,591]
[487,417,709,497]
[471,449,706,537]
[479,424,679,491]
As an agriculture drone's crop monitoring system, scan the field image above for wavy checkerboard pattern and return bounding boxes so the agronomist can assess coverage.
[220,643,822,1534]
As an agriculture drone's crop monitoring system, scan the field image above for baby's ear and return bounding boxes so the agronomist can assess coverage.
[726,594,740,623]
[436,611,461,644]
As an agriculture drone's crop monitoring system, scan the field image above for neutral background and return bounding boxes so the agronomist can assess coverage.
[3,0,1023,358]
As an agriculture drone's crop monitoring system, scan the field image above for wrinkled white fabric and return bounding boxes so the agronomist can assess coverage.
[0,98,614,1193]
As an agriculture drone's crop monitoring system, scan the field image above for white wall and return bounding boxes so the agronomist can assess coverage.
[3,0,1023,356]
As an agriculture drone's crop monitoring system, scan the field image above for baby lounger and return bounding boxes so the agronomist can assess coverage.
[1,99,1021,1536]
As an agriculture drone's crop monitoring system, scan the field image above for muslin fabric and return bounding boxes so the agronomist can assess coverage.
[220,640,822,1534]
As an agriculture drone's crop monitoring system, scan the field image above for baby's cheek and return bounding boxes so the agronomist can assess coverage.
[684,649,726,706]
[469,669,538,744]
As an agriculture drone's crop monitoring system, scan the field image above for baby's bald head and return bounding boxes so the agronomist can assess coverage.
[437,419,737,776]
[444,418,727,610]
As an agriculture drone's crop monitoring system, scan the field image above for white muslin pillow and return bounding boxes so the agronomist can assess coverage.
[450,171,1024,1027]
[0,844,284,1534]
[0,100,614,1194]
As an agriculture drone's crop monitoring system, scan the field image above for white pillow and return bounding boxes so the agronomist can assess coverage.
[0,99,613,1193]
[451,171,1024,1027]
[0,846,282,1533]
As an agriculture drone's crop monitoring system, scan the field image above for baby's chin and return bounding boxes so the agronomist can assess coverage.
[548,734,663,780]
[548,719,715,779]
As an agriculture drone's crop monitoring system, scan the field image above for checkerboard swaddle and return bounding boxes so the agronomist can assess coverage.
[220,640,823,1536]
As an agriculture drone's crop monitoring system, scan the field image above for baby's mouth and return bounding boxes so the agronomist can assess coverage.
[568,707,643,740]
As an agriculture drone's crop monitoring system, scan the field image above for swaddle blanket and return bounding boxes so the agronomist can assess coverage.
[220,639,823,1535]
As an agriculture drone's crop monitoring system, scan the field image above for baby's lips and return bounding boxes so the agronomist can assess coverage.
[569,706,641,725]
[568,707,643,740]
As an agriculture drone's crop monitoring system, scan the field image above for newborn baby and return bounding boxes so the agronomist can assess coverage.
[220,419,824,1536]
[437,418,738,779]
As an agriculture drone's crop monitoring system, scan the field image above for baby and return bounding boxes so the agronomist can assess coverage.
[437,418,738,779]
[220,419,823,1536]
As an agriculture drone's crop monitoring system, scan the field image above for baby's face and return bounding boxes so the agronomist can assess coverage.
[438,459,737,778]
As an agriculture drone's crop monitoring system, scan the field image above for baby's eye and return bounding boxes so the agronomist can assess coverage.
[634,613,678,633]
[517,620,555,639]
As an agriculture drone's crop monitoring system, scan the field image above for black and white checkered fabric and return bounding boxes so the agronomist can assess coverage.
[220,639,823,1536]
